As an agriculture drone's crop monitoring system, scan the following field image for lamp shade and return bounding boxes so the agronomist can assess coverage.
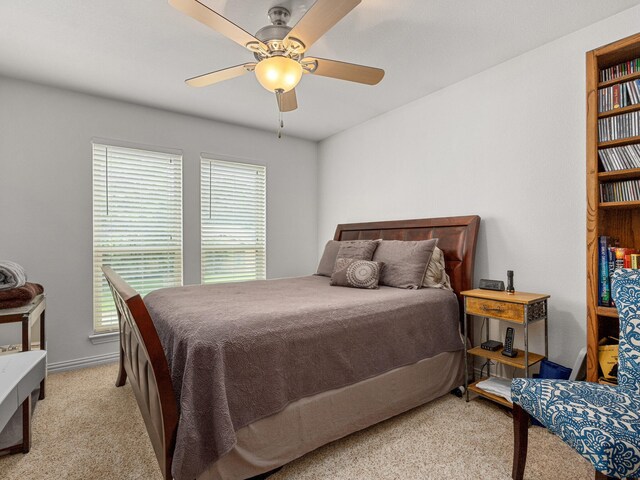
[254,56,303,93]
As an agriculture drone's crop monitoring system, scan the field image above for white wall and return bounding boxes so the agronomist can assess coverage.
[0,76,317,366]
[318,6,640,369]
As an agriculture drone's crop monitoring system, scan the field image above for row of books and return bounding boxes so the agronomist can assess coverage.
[598,144,640,171]
[598,236,639,306]
[598,110,640,142]
[598,80,640,112]
[600,179,640,202]
[600,57,640,82]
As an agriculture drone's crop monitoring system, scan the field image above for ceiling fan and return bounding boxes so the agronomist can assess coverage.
[169,0,385,117]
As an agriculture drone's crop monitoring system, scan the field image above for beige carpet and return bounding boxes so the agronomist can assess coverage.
[0,363,593,480]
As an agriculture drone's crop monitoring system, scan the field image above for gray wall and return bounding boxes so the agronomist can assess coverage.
[0,76,318,367]
[317,6,640,369]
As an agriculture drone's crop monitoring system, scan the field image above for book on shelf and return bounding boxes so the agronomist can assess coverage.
[598,144,640,171]
[598,110,640,142]
[599,236,612,306]
[615,247,639,269]
[597,238,640,307]
[598,80,640,113]
[600,57,640,82]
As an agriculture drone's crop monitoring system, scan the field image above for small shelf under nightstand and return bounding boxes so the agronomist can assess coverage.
[468,378,513,408]
[467,346,545,370]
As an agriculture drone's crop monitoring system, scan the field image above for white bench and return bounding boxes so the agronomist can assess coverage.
[0,350,46,454]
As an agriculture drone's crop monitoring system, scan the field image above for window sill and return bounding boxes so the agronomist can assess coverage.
[88,331,120,345]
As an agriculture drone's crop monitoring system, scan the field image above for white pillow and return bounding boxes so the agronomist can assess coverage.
[422,246,452,291]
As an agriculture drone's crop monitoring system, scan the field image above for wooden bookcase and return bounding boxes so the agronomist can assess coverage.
[586,33,640,382]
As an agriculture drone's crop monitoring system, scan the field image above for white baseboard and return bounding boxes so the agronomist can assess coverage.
[48,351,119,373]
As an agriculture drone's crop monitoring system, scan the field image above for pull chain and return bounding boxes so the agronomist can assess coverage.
[276,89,284,139]
[277,110,284,139]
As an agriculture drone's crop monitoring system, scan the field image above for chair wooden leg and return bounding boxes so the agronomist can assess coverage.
[115,345,127,387]
[512,403,530,480]
[594,471,615,479]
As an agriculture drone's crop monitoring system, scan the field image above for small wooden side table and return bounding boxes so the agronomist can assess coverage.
[0,294,46,399]
[461,289,549,408]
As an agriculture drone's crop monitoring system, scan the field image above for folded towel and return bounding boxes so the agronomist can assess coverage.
[476,377,513,403]
[0,283,44,309]
[0,261,27,291]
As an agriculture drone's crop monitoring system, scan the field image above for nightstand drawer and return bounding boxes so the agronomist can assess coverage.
[465,297,524,323]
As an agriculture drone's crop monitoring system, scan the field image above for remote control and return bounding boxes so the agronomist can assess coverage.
[502,327,517,358]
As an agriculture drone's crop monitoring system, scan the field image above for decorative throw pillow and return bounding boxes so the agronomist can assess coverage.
[333,239,380,266]
[422,246,453,291]
[373,239,438,289]
[316,239,380,277]
[316,240,341,277]
[330,259,383,289]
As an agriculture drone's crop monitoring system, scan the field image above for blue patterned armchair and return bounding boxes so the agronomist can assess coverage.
[510,269,640,480]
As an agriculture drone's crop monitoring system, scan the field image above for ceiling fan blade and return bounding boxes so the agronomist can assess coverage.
[284,0,361,52]
[276,89,298,112]
[169,0,267,51]
[304,57,384,85]
[186,63,255,87]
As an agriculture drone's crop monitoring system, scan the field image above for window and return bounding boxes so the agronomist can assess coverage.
[92,143,183,333]
[201,157,266,284]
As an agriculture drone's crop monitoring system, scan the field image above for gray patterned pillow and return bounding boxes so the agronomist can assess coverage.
[330,259,383,289]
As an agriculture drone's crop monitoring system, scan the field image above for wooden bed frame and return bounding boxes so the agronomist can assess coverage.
[102,214,480,480]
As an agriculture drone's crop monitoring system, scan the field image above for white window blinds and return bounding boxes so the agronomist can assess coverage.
[92,143,183,333]
[201,157,266,284]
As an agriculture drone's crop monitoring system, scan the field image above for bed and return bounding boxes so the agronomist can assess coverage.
[102,215,480,480]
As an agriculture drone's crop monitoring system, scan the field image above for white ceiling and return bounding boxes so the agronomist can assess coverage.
[1,0,640,141]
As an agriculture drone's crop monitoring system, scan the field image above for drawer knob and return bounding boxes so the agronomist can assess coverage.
[481,305,504,313]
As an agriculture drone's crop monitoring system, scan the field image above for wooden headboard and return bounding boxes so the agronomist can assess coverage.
[334,215,481,310]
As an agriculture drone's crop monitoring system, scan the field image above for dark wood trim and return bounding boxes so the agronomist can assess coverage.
[115,342,128,388]
[594,471,615,479]
[511,403,529,480]
[39,310,45,399]
[102,266,178,480]
[0,395,32,456]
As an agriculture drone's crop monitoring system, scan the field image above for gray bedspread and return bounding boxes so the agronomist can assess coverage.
[144,275,463,480]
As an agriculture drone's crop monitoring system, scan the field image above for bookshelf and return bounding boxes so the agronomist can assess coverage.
[587,33,640,383]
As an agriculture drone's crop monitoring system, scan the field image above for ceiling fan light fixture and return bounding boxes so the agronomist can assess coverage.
[254,56,303,93]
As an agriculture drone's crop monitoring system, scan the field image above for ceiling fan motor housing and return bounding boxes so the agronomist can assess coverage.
[253,7,303,61]
[267,6,290,26]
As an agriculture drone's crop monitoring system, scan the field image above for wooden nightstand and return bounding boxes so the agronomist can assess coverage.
[461,289,549,408]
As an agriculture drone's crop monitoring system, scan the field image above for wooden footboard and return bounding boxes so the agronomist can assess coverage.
[102,266,178,480]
